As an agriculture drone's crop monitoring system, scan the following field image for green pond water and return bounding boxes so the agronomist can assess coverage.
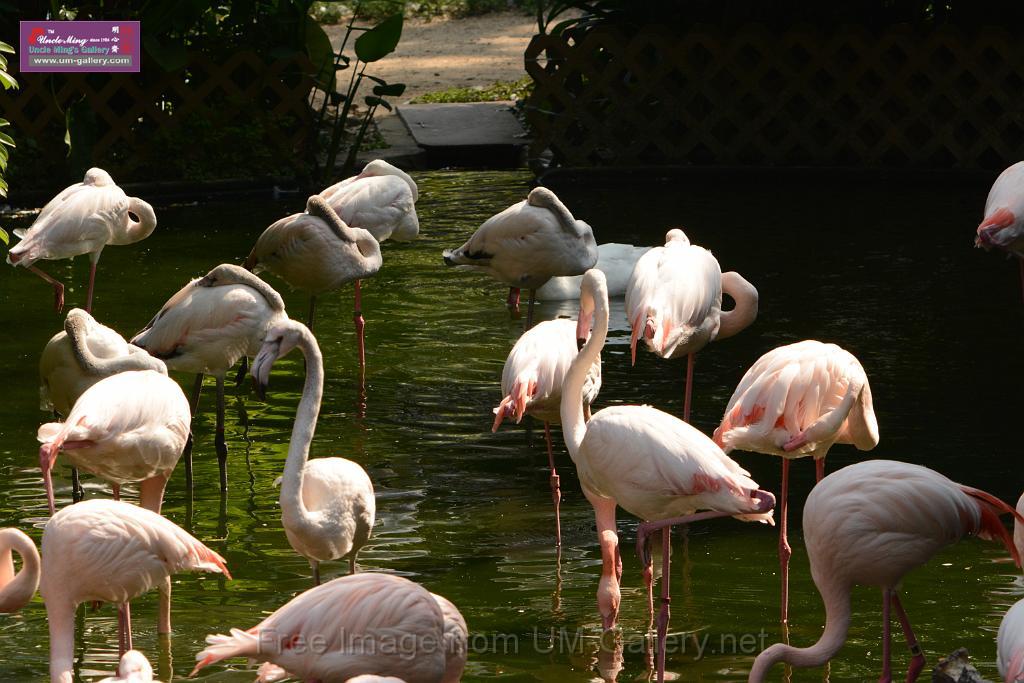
[0,170,1022,682]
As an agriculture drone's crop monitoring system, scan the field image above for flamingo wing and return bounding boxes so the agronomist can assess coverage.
[326,175,419,243]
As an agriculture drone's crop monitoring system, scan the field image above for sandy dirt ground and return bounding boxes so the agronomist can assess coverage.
[325,11,542,104]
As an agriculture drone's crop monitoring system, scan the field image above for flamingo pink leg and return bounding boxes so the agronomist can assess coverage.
[655,526,672,683]
[816,457,825,482]
[892,592,925,682]
[112,483,120,501]
[780,459,792,625]
[27,265,65,313]
[683,352,695,422]
[641,538,654,631]
[588,495,620,631]
[880,588,892,683]
[507,287,520,316]
[215,377,228,492]
[354,279,366,378]
[118,602,133,656]
[544,422,561,546]
[307,295,317,333]
[85,260,97,313]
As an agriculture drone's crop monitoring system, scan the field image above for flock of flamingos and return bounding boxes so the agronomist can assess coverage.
[1,158,1024,682]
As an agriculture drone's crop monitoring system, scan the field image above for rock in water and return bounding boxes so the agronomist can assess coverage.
[931,648,991,683]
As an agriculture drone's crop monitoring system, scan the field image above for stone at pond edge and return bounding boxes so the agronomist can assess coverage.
[932,648,991,683]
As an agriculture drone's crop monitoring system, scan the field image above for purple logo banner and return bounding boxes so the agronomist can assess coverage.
[20,21,140,73]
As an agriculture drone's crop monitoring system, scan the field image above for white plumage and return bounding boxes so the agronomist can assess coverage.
[999,598,1024,683]
[976,160,1024,253]
[0,527,39,613]
[319,159,420,243]
[98,650,160,683]
[536,243,651,300]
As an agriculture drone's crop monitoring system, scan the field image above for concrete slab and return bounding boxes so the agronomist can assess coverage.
[397,101,528,168]
[357,112,427,170]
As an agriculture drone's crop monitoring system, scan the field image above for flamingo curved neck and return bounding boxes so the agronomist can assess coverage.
[112,197,157,245]
[748,578,850,681]
[280,325,323,537]
[560,281,609,462]
[717,271,758,341]
[66,316,156,377]
[46,598,76,683]
[0,529,40,613]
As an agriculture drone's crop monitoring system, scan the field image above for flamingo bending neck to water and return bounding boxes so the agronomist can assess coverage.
[251,318,376,584]
[7,168,156,313]
[976,161,1024,301]
[748,460,1024,683]
[625,229,757,422]
[563,269,774,683]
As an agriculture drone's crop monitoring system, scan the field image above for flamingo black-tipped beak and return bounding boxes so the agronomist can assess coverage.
[577,337,585,351]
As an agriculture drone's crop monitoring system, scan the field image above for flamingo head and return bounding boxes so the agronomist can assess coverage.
[251,320,305,399]
[115,650,154,682]
[975,207,1017,250]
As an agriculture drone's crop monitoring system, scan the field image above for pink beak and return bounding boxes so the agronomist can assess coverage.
[39,444,59,515]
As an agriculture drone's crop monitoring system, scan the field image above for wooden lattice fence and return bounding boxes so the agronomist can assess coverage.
[524,24,1024,170]
[0,51,314,186]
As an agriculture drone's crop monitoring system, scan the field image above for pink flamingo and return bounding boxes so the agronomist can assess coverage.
[713,339,879,624]
[131,263,287,491]
[564,269,775,683]
[999,598,1024,683]
[7,168,157,313]
[41,499,230,680]
[749,459,1024,683]
[491,318,602,545]
[0,527,40,613]
[443,187,597,325]
[319,159,419,243]
[1016,492,1024,562]
[251,319,376,585]
[191,573,466,683]
[98,650,158,683]
[37,368,190,515]
[625,229,758,422]
[975,161,1024,300]
[245,196,381,379]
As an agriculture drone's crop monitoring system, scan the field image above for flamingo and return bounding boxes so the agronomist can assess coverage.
[712,339,879,624]
[491,318,602,545]
[1016,492,1024,563]
[6,167,157,313]
[98,650,159,683]
[0,527,40,613]
[37,368,190,515]
[131,263,287,491]
[191,573,464,683]
[625,229,758,422]
[319,158,420,243]
[41,498,230,680]
[442,187,598,326]
[563,269,775,683]
[244,196,381,379]
[536,243,651,300]
[251,318,376,585]
[999,599,1024,683]
[748,459,1024,683]
[975,161,1024,301]
[41,308,166,501]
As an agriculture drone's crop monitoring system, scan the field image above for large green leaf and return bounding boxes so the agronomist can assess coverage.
[0,41,14,54]
[372,82,405,97]
[364,95,392,111]
[0,70,17,91]
[304,15,335,89]
[354,14,403,63]
[0,226,8,245]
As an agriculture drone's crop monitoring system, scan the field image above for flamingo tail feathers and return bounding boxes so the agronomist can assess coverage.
[961,486,1024,567]
[190,628,257,676]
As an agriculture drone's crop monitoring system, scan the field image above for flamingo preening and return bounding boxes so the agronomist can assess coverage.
[7,168,157,313]
[625,229,757,422]
[713,339,879,624]
[975,161,1024,301]
[442,187,597,326]
[563,269,775,683]
[319,158,420,243]
[252,318,376,585]
[131,263,287,491]
[98,650,159,683]
[748,460,1024,683]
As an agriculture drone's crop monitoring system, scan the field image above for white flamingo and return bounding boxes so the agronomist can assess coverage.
[712,339,879,624]
[442,187,597,325]
[0,527,40,613]
[563,269,774,682]
[625,228,758,422]
[319,159,419,243]
[251,318,376,585]
[975,161,1024,301]
[98,650,160,683]
[245,196,381,378]
[37,369,190,515]
[7,168,157,313]
[999,598,1024,683]
[131,263,287,491]
[1016,492,1024,564]
[492,318,601,545]
[536,243,651,300]
[191,573,464,683]
[41,499,230,680]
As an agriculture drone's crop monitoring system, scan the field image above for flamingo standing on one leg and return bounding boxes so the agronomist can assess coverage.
[0,528,40,613]
[975,161,1024,301]
[41,498,230,678]
[98,650,158,683]
[748,459,1024,683]
[625,229,757,422]
[563,269,775,683]
[191,573,463,683]
[131,264,287,491]
[999,599,1024,683]
[251,319,376,585]
[712,339,879,625]
[40,308,166,501]
[442,187,597,326]
[6,168,157,313]
[491,318,602,546]
[245,196,381,382]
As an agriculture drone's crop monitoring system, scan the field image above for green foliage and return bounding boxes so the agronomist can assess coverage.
[354,14,403,62]
[411,77,532,103]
